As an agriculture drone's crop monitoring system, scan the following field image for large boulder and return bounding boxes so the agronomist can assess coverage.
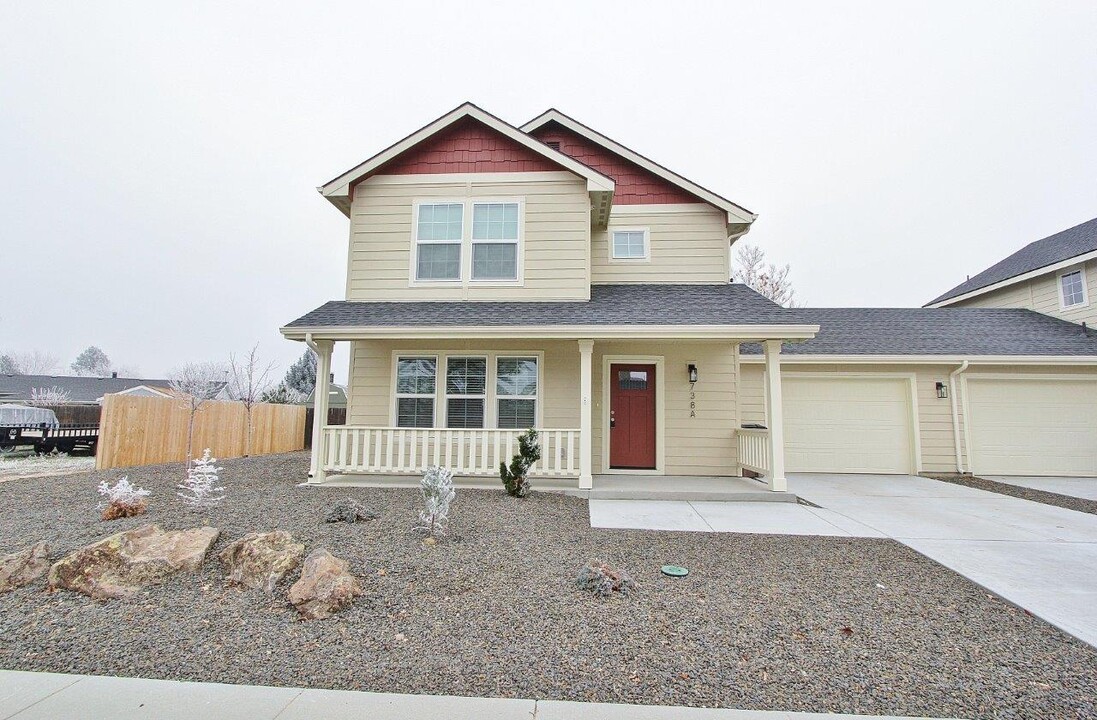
[219,531,304,593]
[0,541,50,593]
[288,548,363,620]
[48,525,219,600]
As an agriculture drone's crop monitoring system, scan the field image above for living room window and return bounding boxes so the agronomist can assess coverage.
[496,356,538,429]
[445,357,487,428]
[471,202,520,280]
[1060,269,1088,308]
[395,357,437,428]
[611,228,649,260]
[414,203,463,281]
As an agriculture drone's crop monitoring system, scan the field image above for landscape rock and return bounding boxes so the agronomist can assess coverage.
[48,524,219,599]
[0,541,50,592]
[324,499,378,524]
[219,530,304,592]
[288,548,363,620]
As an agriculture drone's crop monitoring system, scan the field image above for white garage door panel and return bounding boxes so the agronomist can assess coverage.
[784,377,913,474]
[967,379,1097,476]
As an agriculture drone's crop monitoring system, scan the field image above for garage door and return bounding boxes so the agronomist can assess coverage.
[783,376,915,474]
[966,378,1097,476]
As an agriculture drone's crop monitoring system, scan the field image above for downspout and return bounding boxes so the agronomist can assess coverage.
[303,333,320,355]
[949,360,970,473]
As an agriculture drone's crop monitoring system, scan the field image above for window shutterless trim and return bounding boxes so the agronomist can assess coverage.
[407,197,525,287]
[410,200,464,284]
[444,355,488,429]
[392,355,438,428]
[495,355,539,429]
[609,227,650,262]
[1058,267,1089,310]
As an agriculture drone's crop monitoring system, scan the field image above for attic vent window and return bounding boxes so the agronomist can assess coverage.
[545,140,561,151]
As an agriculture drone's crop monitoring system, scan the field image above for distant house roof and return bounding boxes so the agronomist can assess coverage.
[304,385,348,409]
[740,307,1097,358]
[0,374,172,405]
[927,217,1097,306]
[281,284,817,340]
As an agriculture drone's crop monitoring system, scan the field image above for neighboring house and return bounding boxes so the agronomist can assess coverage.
[927,217,1097,328]
[283,103,1097,489]
[0,373,173,406]
[303,384,348,409]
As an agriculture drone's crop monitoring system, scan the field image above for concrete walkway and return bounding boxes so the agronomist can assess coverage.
[787,473,1097,648]
[984,475,1097,501]
[589,499,879,536]
[0,670,959,720]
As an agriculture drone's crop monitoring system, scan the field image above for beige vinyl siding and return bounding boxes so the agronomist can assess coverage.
[346,172,590,302]
[592,204,730,284]
[347,339,740,476]
[740,360,1097,474]
[951,259,1097,326]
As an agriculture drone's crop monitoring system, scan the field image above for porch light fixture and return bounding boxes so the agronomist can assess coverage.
[935,381,948,399]
[687,364,698,383]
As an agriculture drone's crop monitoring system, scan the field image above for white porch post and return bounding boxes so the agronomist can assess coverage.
[763,339,787,492]
[578,339,594,489]
[308,339,334,482]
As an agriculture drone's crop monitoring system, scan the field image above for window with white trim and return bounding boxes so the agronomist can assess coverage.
[496,356,538,429]
[395,357,436,428]
[611,229,649,260]
[1060,269,1087,308]
[471,202,519,280]
[415,203,463,281]
[445,357,486,428]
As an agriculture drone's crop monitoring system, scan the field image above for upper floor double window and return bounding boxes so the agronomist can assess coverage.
[413,200,522,283]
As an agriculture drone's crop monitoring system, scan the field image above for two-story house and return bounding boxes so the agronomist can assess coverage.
[283,104,1097,488]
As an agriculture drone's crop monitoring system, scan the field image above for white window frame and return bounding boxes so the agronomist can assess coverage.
[609,227,650,262]
[1058,267,1089,310]
[393,355,438,428]
[495,355,540,430]
[411,200,465,284]
[408,198,525,287]
[390,350,543,429]
[444,355,488,429]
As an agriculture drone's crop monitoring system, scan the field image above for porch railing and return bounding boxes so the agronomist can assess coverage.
[321,426,581,477]
[737,427,771,475]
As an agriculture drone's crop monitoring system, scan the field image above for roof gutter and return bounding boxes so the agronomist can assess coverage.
[949,360,970,473]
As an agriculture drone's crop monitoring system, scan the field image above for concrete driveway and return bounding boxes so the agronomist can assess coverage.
[984,475,1097,501]
[787,473,1097,648]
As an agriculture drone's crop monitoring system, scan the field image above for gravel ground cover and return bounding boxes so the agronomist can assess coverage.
[925,473,1097,516]
[1,453,1095,719]
[0,453,95,482]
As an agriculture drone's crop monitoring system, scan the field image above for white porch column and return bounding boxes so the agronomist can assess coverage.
[308,339,334,482]
[578,339,594,489]
[763,339,787,492]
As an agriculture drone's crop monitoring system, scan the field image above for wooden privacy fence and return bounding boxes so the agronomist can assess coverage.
[96,395,306,470]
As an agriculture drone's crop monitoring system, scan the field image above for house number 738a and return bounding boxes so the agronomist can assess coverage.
[689,382,696,418]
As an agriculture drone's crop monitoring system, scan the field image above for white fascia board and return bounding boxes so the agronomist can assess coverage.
[318,103,615,202]
[281,324,820,342]
[521,109,757,224]
[928,249,1097,307]
[737,354,1097,365]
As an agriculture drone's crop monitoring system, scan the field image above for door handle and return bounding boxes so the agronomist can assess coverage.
[610,418,616,428]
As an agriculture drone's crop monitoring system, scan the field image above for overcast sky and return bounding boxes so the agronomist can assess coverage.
[2,1,1095,382]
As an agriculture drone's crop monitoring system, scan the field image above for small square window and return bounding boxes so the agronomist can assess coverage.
[617,370,649,390]
[1060,270,1086,308]
[612,230,648,259]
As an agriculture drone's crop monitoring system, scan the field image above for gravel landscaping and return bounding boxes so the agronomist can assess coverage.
[0,453,95,482]
[1,453,1096,719]
[926,473,1097,516]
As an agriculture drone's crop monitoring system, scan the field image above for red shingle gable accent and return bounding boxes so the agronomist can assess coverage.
[529,122,700,205]
[374,117,562,176]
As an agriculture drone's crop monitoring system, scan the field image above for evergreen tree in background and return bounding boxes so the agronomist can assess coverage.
[284,349,317,397]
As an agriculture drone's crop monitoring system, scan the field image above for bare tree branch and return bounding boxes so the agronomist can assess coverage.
[2,351,60,375]
[168,362,228,468]
[227,344,275,457]
[28,386,71,406]
[731,244,801,308]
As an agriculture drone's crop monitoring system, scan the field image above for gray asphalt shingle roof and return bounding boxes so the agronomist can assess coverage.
[928,217,1097,306]
[0,375,172,404]
[284,284,802,328]
[740,307,1097,357]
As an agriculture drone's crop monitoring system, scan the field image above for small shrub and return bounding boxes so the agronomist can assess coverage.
[97,476,150,521]
[415,465,455,538]
[177,448,225,509]
[325,499,378,524]
[499,429,541,498]
[576,560,636,597]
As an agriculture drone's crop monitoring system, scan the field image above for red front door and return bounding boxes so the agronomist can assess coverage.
[609,363,657,469]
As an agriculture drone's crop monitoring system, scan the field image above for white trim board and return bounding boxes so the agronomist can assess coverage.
[283,324,820,342]
[737,354,1097,366]
[927,249,1097,307]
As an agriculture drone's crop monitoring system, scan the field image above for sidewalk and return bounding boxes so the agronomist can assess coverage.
[0,670,962,720]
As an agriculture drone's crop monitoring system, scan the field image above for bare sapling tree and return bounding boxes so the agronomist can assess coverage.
[3,350,60,375]
[227,343,275,457]
[28,386,71,406]
[168,361,227,469]
[731,244,800,307]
